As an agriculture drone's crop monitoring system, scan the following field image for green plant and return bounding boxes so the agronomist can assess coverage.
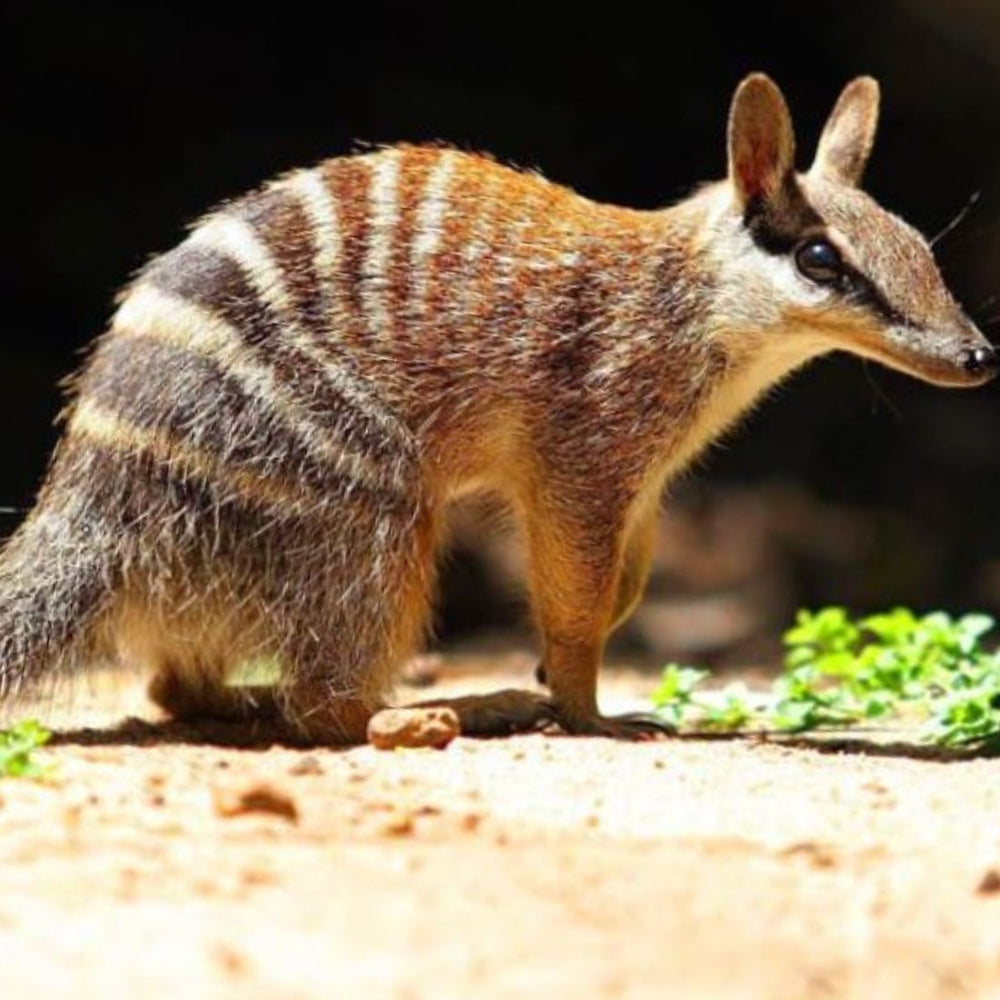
[651,607,1000,748]
[650,665,708,727]
[0,720,52,778]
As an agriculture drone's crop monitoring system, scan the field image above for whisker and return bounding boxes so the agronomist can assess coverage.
[973,294,1000,319]
[861,361,902,420]
[934,218,1000,257]
[930,190,981,248]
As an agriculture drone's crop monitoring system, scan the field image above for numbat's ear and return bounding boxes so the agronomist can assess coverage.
[727,73,796,208]
[810,76,880,186]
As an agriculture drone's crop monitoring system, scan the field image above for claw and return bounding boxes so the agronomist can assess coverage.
[611,711,675,734]
[556,710,675,741]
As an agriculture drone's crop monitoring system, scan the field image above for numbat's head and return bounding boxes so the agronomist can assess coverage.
[697,73,995,387]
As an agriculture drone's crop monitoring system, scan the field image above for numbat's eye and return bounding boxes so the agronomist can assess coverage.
[795,238,843,284]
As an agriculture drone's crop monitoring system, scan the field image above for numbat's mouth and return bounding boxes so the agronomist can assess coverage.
[874,338,998,389]
[828,321,999,388]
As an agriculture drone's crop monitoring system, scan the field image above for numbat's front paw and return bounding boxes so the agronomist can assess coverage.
[555,710,674,741]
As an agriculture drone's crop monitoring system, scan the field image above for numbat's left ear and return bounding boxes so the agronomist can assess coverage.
[727,73,796,208]
[810,76,880,186]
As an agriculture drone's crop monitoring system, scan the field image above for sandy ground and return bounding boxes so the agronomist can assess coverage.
[2,651,1000,1000]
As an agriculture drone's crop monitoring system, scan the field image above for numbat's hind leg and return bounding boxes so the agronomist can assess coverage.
[268,504,441,746]
[280,679,382,745]
[148,667,379,743]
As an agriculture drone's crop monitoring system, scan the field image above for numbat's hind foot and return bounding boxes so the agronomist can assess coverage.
[414,689,556,737]
[150,671,379,745]
[148,669,282,724]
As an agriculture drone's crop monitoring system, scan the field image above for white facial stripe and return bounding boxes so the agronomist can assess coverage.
[706,215,831,328]
[754,247,828,305]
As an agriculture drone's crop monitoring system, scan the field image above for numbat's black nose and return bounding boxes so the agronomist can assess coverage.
[959,346,998,379]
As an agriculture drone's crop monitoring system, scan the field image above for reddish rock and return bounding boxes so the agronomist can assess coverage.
[367,707,460,750]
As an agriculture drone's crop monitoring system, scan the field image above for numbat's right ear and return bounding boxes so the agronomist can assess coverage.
[727,73,796,209]
[809,76,880,186]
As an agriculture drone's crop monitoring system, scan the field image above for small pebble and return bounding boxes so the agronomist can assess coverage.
[367,707,460,750]
[213,783,299,823]
[977,869,1000,894]
[288,756,323,777]
[378,811,415,836]
[460,812,483,833]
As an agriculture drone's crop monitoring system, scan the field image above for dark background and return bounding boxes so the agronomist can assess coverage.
[5,2,1000,663]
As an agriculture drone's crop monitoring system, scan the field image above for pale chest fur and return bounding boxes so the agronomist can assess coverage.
[661,333,826,482]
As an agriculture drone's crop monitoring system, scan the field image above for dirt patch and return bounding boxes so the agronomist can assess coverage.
[2,653,1000,999]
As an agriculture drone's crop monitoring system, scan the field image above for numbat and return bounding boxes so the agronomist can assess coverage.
[1,74,994,742]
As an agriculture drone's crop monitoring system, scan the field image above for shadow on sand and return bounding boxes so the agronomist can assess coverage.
[47,715,323,751]
[674,728,1000,762]
[44,715,1000,762]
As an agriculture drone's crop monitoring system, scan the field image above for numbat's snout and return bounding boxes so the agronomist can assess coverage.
[0,73,991,742]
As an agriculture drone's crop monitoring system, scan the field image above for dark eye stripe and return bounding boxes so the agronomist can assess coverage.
[840,265,914,329]
[744,195,823,255]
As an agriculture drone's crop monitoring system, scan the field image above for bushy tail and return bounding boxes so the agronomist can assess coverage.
[0,504,118,706]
